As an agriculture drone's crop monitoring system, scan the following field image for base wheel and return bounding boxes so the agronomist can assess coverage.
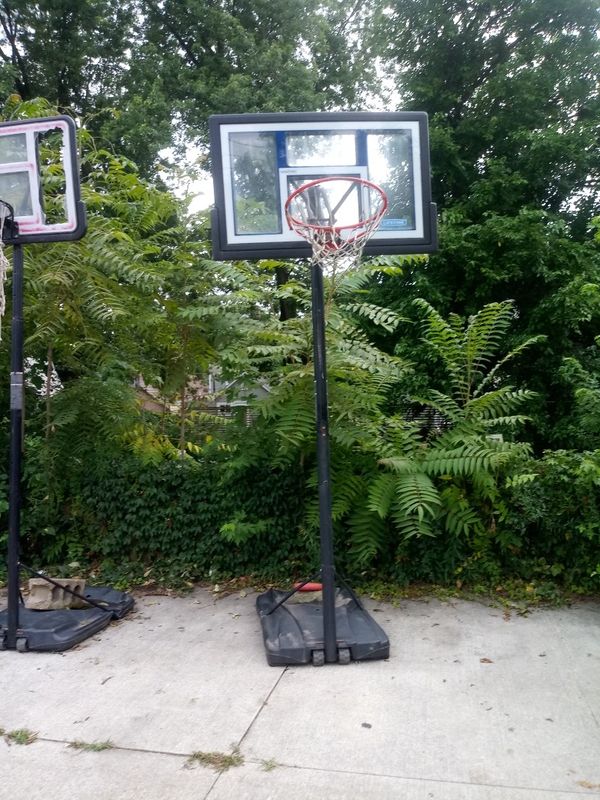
[312,649,325,667]
[16,637,28,653]
[338,647,351,665]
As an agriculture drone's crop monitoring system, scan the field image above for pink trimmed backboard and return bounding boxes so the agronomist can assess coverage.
[0,115,86,244]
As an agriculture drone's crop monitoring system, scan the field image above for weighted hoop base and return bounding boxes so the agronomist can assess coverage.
[0,587,134,652]
[256,587,389,667]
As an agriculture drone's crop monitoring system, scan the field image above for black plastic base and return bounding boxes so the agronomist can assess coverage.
[256,587,389,666]
[0,587,134,652]
[85,586,135,619]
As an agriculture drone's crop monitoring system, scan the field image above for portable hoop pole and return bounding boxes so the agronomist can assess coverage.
[310,261,337,663]
[6,242,24,649]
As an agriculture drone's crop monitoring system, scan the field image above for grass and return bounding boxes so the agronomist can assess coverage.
[358,578,587,609]
[261,758,278,772]
[4,728,37,745]
[187,745,244,772]
[68,739,114,752]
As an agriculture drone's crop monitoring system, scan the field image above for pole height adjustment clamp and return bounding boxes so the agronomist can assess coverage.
[10,372,24,410]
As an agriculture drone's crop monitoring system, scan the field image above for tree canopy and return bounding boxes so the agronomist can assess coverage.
[365,0,600,447]
[372,0,600,222]
[0,0,369,172]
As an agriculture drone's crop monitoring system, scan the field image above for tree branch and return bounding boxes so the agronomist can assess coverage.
[0,1,31,95]
[140,0,202,68]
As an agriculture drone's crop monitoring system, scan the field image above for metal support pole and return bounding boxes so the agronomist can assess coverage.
[6,243,24,649]
[310,261,337,663]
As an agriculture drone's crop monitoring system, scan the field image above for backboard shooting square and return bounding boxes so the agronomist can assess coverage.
[209,112,437,261]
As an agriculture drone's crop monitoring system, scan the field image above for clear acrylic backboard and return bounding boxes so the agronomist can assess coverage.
[0,115,86,244]
[209,112,437,261]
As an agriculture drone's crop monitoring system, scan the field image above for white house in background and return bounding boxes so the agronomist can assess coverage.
[207,372,271,419]
[134,372,270,420]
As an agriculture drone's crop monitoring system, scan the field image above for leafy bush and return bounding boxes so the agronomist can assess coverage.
[23,451,309,580]
[8,438,307,578]
[4,435,599,594]
[495,450,600,592]
[353,450,599,593]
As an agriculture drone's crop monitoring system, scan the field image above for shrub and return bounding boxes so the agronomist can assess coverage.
[495,450,600,592]
[17,449,309,581]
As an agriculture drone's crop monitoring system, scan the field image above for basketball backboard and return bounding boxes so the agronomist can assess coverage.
[0,115,86,244]
[209,112,437,261]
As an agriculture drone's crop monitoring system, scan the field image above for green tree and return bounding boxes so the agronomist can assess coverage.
[0,99,200,546]
[366,0,600,448]
[0,1,134,110]
[137,0,369,121]
[0,1,369,173]
[372,0,599,220]
[215,259,535,572]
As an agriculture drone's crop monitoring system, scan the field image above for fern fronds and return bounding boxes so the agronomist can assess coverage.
[423,444,509,477]
[393,516,437,539]
[393,472,441,522]
[465,388,535,420]
[479,415,531,427]
[474,335,546,397]
[367,473,397,518]
[412,391,462,423]
[378,456,417,473]
[348,509,388,565]
[331,474,367,521]
[272,394,315,457]
[413,298,468,399]
[220,516,273,545]
[344,302,405,332]
[414,298,540,410]
[464,301,515,378]
[440,487,484,537]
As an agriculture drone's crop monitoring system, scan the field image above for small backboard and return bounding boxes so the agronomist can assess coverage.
[209,112,437,261]
[0,115,86,244]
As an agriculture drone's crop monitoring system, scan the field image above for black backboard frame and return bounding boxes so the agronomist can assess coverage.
[209,111,437,261]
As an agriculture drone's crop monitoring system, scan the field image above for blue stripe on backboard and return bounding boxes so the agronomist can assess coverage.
[276,131,287,168]
[356,130,368,168]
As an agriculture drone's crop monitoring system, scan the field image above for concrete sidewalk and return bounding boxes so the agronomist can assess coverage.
[1,588,599,799]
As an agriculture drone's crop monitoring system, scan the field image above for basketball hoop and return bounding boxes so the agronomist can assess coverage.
[285,176,388,271]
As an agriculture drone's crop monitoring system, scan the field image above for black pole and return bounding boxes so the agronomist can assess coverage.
[6,243,24,649]
[310,261,337,663]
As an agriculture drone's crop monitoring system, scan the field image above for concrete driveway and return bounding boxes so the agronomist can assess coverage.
[1,588,599,799]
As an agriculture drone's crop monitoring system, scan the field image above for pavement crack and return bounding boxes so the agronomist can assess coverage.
[34,736,197,759]
[201,772,222,800]
[236,665,288,750]
[202,664,288,798]
[242,759,600,797]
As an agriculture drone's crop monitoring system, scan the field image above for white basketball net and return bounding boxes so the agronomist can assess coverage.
[0,203,11,340]
[285,176,388,273]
